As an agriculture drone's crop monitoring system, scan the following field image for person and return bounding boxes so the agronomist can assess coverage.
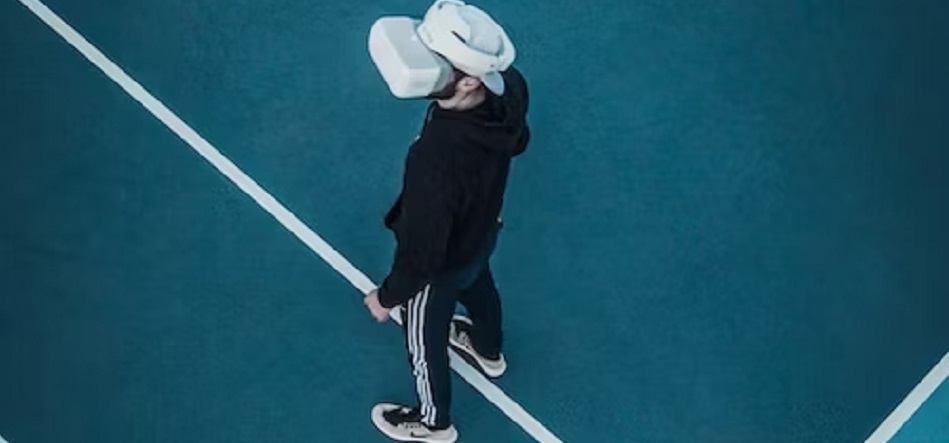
[362,1,530,441]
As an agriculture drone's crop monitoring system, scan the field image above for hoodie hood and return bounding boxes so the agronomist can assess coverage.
[430,66,530,158]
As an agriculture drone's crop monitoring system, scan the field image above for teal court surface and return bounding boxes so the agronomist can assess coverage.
[2,0,948,442]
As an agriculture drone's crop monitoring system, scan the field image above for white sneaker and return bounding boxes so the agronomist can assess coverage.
[371,403,458,443]
[448,315,507,379]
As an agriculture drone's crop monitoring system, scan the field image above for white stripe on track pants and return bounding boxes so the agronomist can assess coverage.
[404,281,456,429]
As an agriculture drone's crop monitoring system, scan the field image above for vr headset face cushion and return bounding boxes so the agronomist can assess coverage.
[425,67,468,100]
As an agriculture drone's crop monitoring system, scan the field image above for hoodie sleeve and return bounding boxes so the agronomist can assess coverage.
[377,143,456,309]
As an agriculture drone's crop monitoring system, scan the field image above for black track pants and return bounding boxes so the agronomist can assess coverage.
[401,221,503,429]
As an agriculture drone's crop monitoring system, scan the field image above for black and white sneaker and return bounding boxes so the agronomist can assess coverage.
[448,315,507,379]
[370,403,458,443]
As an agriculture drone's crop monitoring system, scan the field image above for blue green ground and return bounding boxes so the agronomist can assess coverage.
[1,0,948,442]
[892,377,949,443]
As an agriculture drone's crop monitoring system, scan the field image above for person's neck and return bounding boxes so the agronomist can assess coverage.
[436,88,487,111]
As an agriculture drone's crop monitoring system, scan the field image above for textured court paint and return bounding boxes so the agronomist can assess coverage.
[11,1,563,442]
[890,372,949,443]
[866,352,949,443]
[5,0,949,442]
[12,0,374,295]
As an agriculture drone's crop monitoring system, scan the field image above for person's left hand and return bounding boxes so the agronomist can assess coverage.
[364,289,391,323]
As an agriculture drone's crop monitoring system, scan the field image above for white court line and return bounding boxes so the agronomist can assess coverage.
[865,351,949,443]
[1,433,7,443]
[12,0,564,442]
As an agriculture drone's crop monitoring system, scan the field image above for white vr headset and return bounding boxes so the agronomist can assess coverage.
[368,0,515,99]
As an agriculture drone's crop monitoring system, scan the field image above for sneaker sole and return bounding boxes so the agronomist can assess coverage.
[371,403,458,443]
[449,315,507,379]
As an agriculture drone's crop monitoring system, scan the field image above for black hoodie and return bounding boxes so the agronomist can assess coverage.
[377,67,530,309]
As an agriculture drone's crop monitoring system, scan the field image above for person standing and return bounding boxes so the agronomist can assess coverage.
[363,1,530,441]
